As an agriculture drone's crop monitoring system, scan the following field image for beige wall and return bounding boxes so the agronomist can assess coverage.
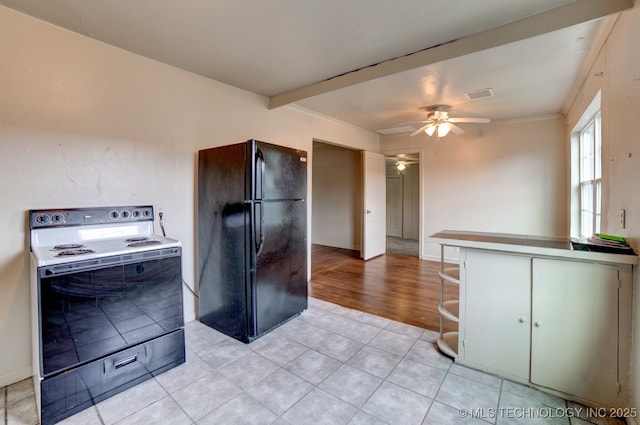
[381,117,568,261]
[0,6,379,386]
[311,142,362,250]
[563,5,640,413]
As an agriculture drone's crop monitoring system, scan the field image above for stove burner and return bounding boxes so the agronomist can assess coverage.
[52,243,85,251]
[128,240,161,247]
[56,248,95,257]
[124,237,149,243]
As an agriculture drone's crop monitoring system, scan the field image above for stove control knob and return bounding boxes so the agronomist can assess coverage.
[109,210,120,220]
[120,210,131,220]
[35,214,50,225]
[51,213,65,224]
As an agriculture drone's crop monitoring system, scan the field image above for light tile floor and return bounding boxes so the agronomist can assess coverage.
[1,298,628,425]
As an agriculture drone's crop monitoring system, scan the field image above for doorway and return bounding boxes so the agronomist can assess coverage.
[385,153,420,257]
[311,141,362,251]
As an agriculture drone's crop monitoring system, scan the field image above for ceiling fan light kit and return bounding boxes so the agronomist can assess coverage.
[407,104,491,139]
[436,122,452,137]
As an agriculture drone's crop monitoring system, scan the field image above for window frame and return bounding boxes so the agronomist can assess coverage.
[570,91,602,239]
[578,111,601,238]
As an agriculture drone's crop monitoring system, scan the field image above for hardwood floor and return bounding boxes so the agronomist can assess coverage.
[309,244,457,332]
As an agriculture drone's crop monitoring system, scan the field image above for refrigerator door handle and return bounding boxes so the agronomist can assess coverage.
[254,201,265,256]
[255,148,265,200]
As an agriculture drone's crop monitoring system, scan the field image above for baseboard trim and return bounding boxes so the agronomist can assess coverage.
[0,365,32,388]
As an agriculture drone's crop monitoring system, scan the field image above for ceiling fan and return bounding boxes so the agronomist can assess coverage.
[409,105,491,137]
[386,153,419,172]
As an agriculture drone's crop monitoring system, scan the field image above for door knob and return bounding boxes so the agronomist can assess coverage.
[534,321,543,327]
[364,210,371,214]
[518,317,527,323]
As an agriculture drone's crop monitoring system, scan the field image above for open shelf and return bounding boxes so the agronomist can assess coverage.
[438,300,459,322]
[437,332,458,358]
[437,245,460,359]
[439,267,460,284]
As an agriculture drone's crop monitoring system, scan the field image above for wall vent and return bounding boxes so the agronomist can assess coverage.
[464,88,494,101]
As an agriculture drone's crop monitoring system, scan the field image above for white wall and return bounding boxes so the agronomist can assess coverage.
[311,142,362,250]
[0,6,379,386]
[563,5,640,413]
[381,118,568,261]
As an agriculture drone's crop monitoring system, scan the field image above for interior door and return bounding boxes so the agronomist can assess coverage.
[362,151,386,260]
[386,175,402,238]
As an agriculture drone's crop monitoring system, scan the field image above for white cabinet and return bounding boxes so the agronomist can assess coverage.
[459,249,531,381]
[457,248,632,407]
[530,258,632,407]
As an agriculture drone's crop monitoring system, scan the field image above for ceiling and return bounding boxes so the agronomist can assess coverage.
[1,0,633,135]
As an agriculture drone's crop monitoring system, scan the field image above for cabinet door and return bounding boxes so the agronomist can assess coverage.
[531,259,620,406]
[461,249,531,381]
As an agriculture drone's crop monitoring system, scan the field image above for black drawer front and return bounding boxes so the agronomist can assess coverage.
[41,329,185,425]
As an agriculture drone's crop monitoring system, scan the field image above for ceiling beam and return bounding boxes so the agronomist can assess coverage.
[269,0,633,109]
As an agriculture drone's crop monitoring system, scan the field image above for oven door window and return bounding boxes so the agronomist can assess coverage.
[39,255,183,376]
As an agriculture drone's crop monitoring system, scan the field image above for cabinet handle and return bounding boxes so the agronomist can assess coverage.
[518,317,527,323]
[113,355,138,369]
[534,321,543,327]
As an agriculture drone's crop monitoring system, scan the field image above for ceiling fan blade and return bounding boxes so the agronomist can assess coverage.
[410,123,432,136]
[448,117,491,123]
[450,123,465,135]
[401,120,431,124]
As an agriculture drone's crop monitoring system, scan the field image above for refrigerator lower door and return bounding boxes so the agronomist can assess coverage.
[253,200,307,337]
[199,202,250,341]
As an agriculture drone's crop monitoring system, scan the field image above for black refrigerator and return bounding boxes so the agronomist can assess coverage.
[197,139,308,342]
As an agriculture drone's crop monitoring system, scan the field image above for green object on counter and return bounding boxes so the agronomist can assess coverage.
[595,233,627,243]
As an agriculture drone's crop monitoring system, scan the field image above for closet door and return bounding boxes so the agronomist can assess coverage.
[531,258,620,406]
[461,249,531,382]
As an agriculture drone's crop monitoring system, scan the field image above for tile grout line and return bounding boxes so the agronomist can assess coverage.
[421,353,454,423]
[229,312,410,424]
[155,353,209,425]
[310,316,438,424]
[251,307,494,424]
[358,335,436,425]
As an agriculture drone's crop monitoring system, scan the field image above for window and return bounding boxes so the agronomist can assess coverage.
[578,111,601,237]
[571,91,601,239]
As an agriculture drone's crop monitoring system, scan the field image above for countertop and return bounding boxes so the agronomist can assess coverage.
[430,230,638,265]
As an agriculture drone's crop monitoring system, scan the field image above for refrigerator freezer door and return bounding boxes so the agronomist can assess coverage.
[253,141,307,201]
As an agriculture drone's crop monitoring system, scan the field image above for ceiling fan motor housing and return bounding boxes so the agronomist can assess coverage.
[428,110,449,121]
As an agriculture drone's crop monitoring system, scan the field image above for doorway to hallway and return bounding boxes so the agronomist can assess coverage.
[385,153,420,257]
